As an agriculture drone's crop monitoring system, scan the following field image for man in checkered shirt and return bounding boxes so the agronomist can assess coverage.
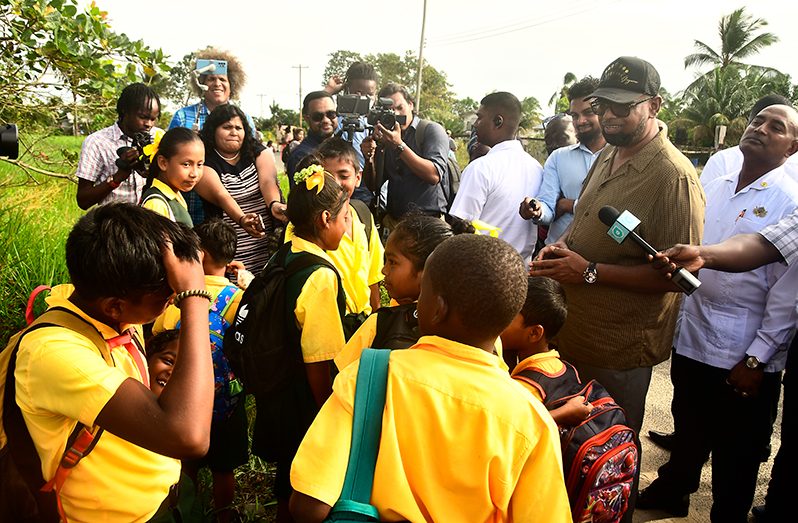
[75,83,161,209]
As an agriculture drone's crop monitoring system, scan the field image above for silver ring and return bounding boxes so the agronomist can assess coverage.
[741,391,749,398]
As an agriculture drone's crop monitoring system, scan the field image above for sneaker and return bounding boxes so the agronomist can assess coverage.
[637,485,689,517]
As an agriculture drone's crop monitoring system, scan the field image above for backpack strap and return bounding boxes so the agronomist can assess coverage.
[349,199,373,244]
[25,285,52,325]
[4,307,115,522]
[414,119,429,153]
[514,360,573,407]
[141,192,176,222]
[329,348,390,519]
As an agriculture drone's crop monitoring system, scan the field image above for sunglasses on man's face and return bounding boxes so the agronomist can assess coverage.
[590,97,653,118]
[309,110,338,123]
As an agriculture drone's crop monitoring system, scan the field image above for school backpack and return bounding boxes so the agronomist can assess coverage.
[371,303,420,350]
[176,284,243,421]
[223,242,345,461]
[0,307,130,522]
[415,119,461,211]
[514,360,638,523]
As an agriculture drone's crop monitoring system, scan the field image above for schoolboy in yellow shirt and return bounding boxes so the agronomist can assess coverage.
[10,203,213,522]
[285,138,384,320]
[289,234,571,522]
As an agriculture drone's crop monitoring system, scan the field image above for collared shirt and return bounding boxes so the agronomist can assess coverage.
[761,208,798,265]
[15,294,180,522]
[285,132,325,181]
[140,178,190,225]
[285,202,384,315]
[537,142,603,244]
[385,116,450,218]
[168,101,256,133]
[291,336,571,522]
[701,145,798,187]
[558,130,705,369]
[450,139,543,261]
[675,167,798,372]
[511,350,566,402]
[290,236,346,363]
[75,122,152,205]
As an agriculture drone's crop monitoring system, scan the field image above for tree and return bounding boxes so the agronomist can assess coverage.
[1,0,170,180]
[157,51,196,107]
[321,50,364,87]
[519,96,543,133]
[684,8,779,90]
[548,72,577,113]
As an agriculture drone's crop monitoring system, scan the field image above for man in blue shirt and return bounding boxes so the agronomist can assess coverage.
[520,77,606,244]
[285,91,337,184]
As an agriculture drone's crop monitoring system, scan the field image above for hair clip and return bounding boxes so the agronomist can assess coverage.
[294,164,326,194]
[142,129,165,162]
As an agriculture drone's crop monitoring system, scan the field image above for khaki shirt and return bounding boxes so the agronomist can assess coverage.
[558,130,705,369]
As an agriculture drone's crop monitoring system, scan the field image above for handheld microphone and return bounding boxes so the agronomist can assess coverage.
[598,206,701,295]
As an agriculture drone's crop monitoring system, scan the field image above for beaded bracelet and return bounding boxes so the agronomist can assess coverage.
[173,289,212,308]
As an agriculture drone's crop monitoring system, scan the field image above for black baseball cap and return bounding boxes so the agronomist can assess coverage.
[588,57,661,104]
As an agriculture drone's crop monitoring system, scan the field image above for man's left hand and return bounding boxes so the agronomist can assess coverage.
[374,122,403,149]
[728,359,764,398]
[529,245,589,284]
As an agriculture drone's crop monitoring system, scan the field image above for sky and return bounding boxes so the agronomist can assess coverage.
[96,0,798,118]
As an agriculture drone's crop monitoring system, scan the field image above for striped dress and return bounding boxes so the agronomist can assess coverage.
[204,144,283,273]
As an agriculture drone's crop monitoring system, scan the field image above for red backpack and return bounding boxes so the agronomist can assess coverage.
[515,360,638,523]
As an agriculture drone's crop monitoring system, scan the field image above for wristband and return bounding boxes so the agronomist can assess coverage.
[107,178,120,189]
[237,214,247,226]
[173,289,212,308]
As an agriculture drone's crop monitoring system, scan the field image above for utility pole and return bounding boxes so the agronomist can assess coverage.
[292,64,309,126]
[257,94,268,118]
[415,0,428,113]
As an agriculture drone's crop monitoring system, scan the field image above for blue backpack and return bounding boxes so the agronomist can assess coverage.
[179,284,243,421]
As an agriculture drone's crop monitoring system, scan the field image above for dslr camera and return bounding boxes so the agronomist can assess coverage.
[1,124,19,159]
[115,132,154,172]
[368,97,406,131]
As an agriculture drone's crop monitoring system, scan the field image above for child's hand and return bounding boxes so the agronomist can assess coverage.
[552,396,593,427]
[162,242,205,294]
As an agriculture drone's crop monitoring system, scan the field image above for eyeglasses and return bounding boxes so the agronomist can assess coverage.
[309,110,338,123]
[590,97,654,118]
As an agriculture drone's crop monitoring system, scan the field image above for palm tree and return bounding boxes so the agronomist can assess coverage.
[548,72,577,113]
[685,8,778,79]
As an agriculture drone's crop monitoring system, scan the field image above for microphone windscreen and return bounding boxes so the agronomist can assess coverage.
[598,206,621,226]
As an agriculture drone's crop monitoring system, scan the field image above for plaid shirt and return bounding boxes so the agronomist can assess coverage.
[75,122,152,205]
[761,208,798,266]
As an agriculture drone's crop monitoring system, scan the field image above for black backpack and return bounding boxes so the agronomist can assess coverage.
[514,360,638,522]
[415,119,461,211]
[223,242,345,461]
[371,303,420,350]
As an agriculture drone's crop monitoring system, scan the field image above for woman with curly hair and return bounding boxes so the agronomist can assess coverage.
[169,47,258,225]
[199,104,287,273]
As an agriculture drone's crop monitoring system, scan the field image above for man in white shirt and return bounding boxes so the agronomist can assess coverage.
[639,105,798,522]
[520,76,606,245]
[450,92,543,261]
[702,94,798,187]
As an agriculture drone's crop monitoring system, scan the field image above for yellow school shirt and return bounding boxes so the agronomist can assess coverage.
[285,202,384,315]
[152,274,242,334]
[291,336,571,522]
[335,307,507,371]
[511,350,566,402]
[291,236,346,363]
[14,294,180,523]
[141,178,188,219]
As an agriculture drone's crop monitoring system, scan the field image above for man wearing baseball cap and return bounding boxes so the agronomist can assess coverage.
[531,56,705,436]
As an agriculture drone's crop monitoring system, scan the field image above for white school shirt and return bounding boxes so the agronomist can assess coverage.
[450,139,543,261]
[675,165,798,372]
[700,145,798,187]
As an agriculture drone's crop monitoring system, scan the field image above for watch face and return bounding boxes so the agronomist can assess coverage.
[745,356,760,369]
[584,270,597,284]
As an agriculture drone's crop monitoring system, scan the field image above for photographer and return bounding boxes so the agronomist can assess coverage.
[76,83,162,209]
[361,83,449,229]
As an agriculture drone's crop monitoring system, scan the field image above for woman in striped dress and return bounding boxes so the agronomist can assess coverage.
[199,105,287,273]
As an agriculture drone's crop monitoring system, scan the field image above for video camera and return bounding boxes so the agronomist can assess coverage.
[115,132,154,172]
[1,124,19,159]
[336,94,370,141]
[368,97,406,131]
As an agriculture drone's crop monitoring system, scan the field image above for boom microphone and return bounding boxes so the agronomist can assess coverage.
[598,205,701,295]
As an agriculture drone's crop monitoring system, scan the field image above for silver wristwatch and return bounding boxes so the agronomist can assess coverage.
[583,262,597,284]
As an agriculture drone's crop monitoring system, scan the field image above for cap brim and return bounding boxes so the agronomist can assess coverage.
[585,87,642,104]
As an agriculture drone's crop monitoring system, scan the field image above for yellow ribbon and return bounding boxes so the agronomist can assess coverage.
[472,219,501,238]
[295,164,326,194]
[142,129,165,162]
